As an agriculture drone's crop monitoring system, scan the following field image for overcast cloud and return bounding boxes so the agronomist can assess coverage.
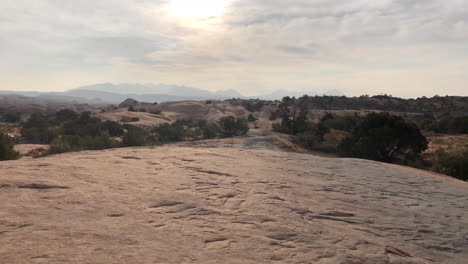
[0,0,467,97]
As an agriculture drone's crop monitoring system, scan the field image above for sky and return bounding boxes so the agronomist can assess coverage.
[1,0,467,97]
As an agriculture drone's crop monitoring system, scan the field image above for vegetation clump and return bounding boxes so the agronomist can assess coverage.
[0,132,20,160]
[217,116,249,138]
[18,109,250,156]
[248,114,257,122]
[122,125,153,147]
[413,115,468,134]
[1,112,21,123]
[150,117,249,143]
[338,113,428,162]
[152,121,188,143]
[242,100,265,112]
[272,96,429,162]
[270,96,468,181]
[21,111,122,154]
[432,150,468,181]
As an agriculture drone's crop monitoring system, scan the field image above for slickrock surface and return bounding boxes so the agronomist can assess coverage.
[1,138,467,263]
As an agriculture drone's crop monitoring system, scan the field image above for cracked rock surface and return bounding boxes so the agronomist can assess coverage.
[1,138,467,263]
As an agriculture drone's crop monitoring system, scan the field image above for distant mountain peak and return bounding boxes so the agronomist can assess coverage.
[71,83,244,99]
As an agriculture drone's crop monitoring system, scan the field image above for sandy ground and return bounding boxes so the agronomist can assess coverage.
[0,136,467,264]
[95,109,171,127]
[95,101,250,127]
[14,144,48,156]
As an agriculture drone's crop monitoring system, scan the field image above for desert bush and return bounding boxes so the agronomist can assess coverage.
[2,112,21,123]
[21,112,58,144]
[0,133,20,161]
[101,121,124,137]
[320,112,336,122]
[296,132,320,149]
[152,122,187,143]
[55,109,78,123]
[312,122,330,141]
[272,97,310,135]
[414,115,468,134]
[323,129,348,143]
[269,111,279,121]
[202,122,220,139]
[120,116,140,123]
[432,150,468,181]
[48,134,116,154]
[217,116,249,138]
[60,113,101,137]
[23,110,126,154]
[48,137,74,154]
[448,116,468,134]
[322,115,361,132]
[122,125,151,147]
[61,113,113,138]
[81,134,116,150]
[338,113,428,162]
[248,114,257,122]
[310,142,339,153]
[243,100,265,112]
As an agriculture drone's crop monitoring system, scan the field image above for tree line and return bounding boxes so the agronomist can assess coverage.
[271,96,467,180]
[0,109,249,160]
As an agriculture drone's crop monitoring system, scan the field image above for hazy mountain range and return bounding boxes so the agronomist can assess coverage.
[0,83,344,105]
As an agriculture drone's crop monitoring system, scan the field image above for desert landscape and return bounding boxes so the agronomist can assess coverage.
[2,1,468,263]
[1,133,467,264]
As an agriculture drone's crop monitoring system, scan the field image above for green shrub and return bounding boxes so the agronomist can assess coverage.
[48,134,117,154]
[323,129,347,143]
[2,112,21,123]
[152,122,186,143]
[101,121,124,137]
[449,116,468,134]
[417,115,468,134]
[248,114,257,122]
[322,116,361,132]
[120,116,140,123]
[203,122,220,139]
[296,132,319,149]
[217,116,249,138]
[313,122,330,141]
[243,100,265,112]
[320,112,336,122]
[269,111,279,121]
[23,110,125,154]
[310,142,339,153]
[433,150,468,181]
[0,133,20,161]
[55,109,78,123]
[122,125,151,147]
[48,136,75,154]
[338,113,428,162]
[21,112,59,144]
[295,132,339,153]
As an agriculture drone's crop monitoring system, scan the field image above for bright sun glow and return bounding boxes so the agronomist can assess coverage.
[168,0,230,18]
